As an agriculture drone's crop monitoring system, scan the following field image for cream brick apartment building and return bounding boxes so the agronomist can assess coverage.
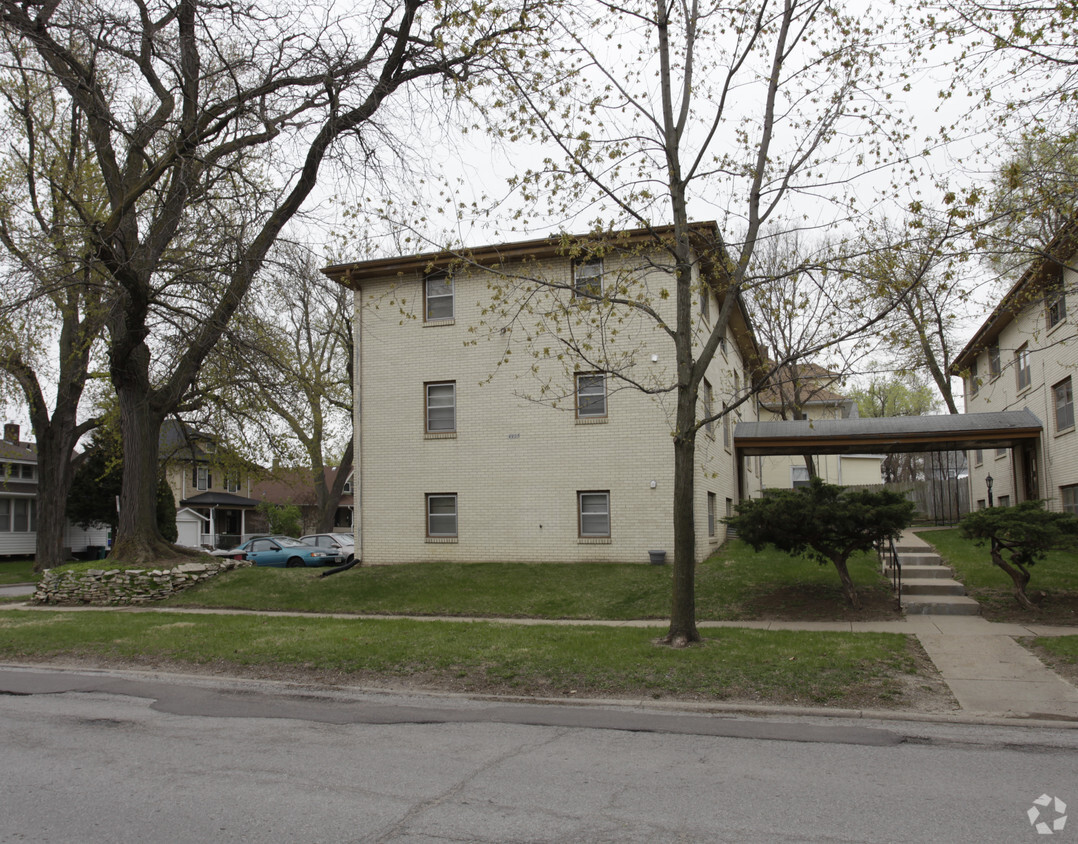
[325,223,763,565]
[953,222,1078,514]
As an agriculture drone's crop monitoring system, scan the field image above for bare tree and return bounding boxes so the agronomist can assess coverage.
[0,0,543,562]
[204,244,354,533]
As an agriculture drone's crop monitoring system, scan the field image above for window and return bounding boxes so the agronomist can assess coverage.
[426,493,458,537]
[342,474,353,494]
[225,472,241,493]
[707,492,716,537]
[12,499,33,532]
[718,335,727,356]
[996,446,1007,458]
[575,373,607,418]
[425,274,454,321]
[1054,377,1075,432]
[573,259,603,299]
[425,382,456,433]
[700,285,710,321]
[1046,274,1067,329]
[0,499,8,531]
[974,448,983,466]
[702,379,713,435]
[998,495,1011,508]
[578,491,610,537]
[723,409,731,449]
[791,465,811,488]
[969,358,979,396]
[1015,345,1031,391]
[988,342,1001,379]
[976,499,986,510]
[1062,485,1078,516]
[195,466,211,491]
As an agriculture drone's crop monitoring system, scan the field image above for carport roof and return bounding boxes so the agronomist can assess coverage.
[734,410,1043,456]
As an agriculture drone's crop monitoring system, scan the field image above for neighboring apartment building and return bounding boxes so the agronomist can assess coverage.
[324,223,762,565]
[0,423,108,557]
[952,222,1078,514]
[160,420,260,548]
[755,362,882,489]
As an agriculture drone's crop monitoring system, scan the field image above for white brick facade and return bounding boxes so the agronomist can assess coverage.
[957,241,1078,514]
[334,230,761,564]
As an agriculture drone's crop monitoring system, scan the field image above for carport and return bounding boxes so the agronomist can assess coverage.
[734,410,1045,517]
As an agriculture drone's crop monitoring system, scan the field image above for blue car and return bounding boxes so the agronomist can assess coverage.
[226,535,343,567]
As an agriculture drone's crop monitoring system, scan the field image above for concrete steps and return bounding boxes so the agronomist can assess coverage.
[885,540,981,617]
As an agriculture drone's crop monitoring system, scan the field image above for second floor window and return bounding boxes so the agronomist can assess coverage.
[969,358,979,396]
[574,259,603,299]
[576,373,607,418]
[1054,377,1074,432]
[1046,275,1067,329]
[702,379,713,435]
[1015,345,1032,391]
[196,466,211,490]
[425,274,453,321]
[426,382,456,433]
[989,342,1001,379]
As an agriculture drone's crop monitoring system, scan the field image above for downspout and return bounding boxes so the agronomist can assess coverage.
[353,276,363,562]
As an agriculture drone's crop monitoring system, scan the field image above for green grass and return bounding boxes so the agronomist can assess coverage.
[0,609,924,705]
[918,528,1077,591]
[1035,636,1078,665]
[159,541,896,621]
[0,559,37,585]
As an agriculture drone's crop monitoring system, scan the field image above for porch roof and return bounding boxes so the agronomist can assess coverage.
[734,410,1043,456]
[180,491,259,508]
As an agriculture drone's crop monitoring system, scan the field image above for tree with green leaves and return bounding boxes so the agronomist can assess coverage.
[959,501,1078,610]
[444,0,924,644]
[256,502,303,538]
[0,40,112,570]
[0,0,545,565]
[726,479,915,608]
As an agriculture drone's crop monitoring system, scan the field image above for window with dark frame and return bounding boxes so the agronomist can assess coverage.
[707,492,716,537]
[989,342,1001,379]
[969,358,979,396]
[700,285,710,321]
[195,466,210,491]
[578,491,610,538]
[426,493,458,537]
[575,373,607,418]
[0,499,8,531]
[573,259,603,299]
[1054,377,1075,432]
[702,379,713,435]
[425,273,454,321]
[1015,345,1032,391]
[1046,272,1067,329]
[425,382,456,433]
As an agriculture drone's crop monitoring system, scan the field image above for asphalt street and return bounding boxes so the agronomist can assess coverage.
[1,665,1076,843]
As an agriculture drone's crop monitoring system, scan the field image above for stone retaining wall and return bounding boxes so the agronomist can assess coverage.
[34,558,252,606]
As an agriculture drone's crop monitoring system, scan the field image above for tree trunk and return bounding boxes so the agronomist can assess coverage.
[316,437,354,533]
[830,554,862,609]
[990,544,1037,610]
[110,378,173,561]
[32,427,79,571]
[802,453,818,479]
[664,392,701,646]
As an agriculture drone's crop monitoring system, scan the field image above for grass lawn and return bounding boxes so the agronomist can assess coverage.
[0,609,943,708]
[158,541,899,622]
[0,559,37,585]
[915,528,1078,624]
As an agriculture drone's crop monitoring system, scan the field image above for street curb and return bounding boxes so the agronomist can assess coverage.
[3,659,1076,730]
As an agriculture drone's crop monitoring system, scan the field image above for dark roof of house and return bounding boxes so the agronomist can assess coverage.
[159,418,216,462]
[179,491,260,508]
[952,215,1078,371]
[735,409,1042,455]
[756,360,848,409]
[0,440,36,462]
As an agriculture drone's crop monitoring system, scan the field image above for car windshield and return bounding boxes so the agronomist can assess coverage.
[275,537,306,547]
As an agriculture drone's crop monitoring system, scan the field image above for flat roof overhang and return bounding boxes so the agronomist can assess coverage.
[734,410,1043,456]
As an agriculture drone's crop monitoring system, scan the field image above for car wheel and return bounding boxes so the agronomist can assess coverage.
[345,554,354,565]
[286,557,303,568]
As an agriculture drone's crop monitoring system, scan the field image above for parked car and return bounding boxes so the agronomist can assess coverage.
[299,532,356,564]
[223,535,343,567]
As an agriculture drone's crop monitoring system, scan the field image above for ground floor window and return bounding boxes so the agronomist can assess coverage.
[0,498,34,532]
[1063,485,1078,516]
[707,492,716,537]
[426,494,458,537]
[578,491,610,538]
[998,495,1011,507]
